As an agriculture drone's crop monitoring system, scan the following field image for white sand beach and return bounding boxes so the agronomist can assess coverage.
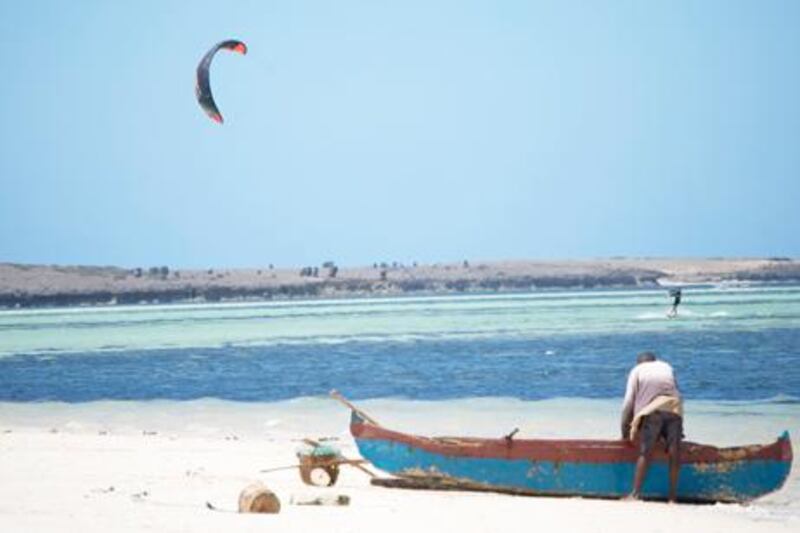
[0,398,796,532]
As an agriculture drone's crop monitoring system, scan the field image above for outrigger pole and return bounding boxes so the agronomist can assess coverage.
[329,389,381,426]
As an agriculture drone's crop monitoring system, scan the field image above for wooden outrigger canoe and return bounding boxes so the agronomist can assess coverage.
[350,410,793,503]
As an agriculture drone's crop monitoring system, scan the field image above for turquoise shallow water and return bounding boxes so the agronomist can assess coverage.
[0,285,798,402]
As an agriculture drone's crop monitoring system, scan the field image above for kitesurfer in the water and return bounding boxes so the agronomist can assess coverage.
[667,288,682,318]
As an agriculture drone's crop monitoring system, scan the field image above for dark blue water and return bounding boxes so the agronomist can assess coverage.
[2,327,798,403]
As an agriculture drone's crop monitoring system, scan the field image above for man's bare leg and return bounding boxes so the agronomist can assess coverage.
[667,443,681,503]
[627,454,651,500]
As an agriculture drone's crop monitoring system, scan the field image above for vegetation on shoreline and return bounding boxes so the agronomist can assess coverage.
[0,258,798,308]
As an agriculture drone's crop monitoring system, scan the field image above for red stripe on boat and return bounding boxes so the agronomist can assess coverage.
[352,422,790,465]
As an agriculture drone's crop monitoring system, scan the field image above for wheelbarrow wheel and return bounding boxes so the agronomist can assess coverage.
[300,463,340,487]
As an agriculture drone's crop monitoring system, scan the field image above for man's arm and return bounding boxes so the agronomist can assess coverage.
[671,365,681,395]
[620,405,633,440]
[620,369,636,439]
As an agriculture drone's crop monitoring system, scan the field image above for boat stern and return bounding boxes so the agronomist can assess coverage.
[778,431,792,464]
[350,409,368,433]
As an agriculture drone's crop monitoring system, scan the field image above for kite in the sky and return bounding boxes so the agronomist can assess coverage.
[195,40,248,124]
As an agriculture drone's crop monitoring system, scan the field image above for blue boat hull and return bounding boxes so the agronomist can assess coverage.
[357,438,791,502]
[351,412,793,503]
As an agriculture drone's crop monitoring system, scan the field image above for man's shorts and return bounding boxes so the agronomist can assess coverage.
[639,411,683,456]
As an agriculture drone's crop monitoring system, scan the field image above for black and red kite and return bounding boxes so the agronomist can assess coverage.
[195,40,247,124]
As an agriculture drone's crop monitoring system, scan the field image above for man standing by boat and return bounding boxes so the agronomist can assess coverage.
[621,351,683,502]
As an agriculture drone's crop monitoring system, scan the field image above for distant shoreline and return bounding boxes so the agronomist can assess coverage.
[1,258,799,309]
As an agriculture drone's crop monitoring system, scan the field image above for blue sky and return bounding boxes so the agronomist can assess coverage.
[1,1,798,268]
